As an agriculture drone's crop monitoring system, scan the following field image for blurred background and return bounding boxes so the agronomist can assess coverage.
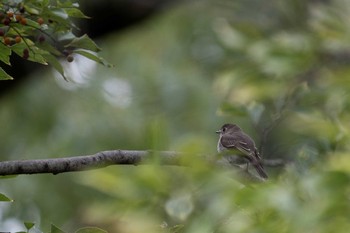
[1,0,350,232]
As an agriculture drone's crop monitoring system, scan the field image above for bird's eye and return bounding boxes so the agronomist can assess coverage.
[222,127,226,132]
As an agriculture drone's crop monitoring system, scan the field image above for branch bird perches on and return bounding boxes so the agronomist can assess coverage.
[0,150,286,182]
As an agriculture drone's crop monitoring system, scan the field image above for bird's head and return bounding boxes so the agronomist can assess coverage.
[216,123,242,135]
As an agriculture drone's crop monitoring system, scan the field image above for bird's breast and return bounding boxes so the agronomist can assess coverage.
[217,136,226,153]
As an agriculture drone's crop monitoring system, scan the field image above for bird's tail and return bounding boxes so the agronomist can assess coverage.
[246,155,268,179]
[253,161,268,179]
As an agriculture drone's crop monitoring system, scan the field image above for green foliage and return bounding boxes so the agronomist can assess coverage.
[1,0,350,232]
[73,156,350,233]
[51,224,66,233]
[24,221,35,231]
[75,227,107,233]
[0,0,110,80]
[213,0,350,162]
[0,192,13,202]
[11,222,107,233]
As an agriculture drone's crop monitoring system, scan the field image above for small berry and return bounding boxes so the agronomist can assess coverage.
[3,17,10,26]
[62,49,70,57]
[38,35,45,43]
[20,18,27,25]
[15,14,22,22]
[37,17,44,25]
[7,12,14,18]
[4,37,11,45]
[20,6,25,14]
[23,48,29,59]
[23,53,29,59]
[15,36,21,43]
[67,55,74,62]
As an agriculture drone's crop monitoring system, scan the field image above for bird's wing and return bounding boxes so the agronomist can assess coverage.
[221,133,268,179]
[220,135,252,156]
[253,147,262,160]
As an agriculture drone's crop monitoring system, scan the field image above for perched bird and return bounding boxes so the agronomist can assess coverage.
[216,123,268,179]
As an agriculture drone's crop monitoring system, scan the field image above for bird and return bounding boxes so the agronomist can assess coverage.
[216,123,268,179]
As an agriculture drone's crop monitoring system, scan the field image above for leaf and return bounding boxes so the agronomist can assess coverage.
[36,42,62,57]
[11,41,48,65]
[25,6,40,15]
[0,67,13,80]
[64,8,90,18]
[51,224,67,233]
[0,193,13,202]
[24,222,35,230]
[58,31,76,42]
[43,8,72,29]
[51,8,69,20]
[169,225,185,233]
[75,227,107,233]
[74,50,113,67]
[65,34,101,52]
[25,18,41,28]
[42,54,67,80]
[40,0,50,7]
[0,43,12,65]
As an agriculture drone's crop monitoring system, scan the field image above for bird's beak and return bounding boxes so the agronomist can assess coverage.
[215,130,221,134]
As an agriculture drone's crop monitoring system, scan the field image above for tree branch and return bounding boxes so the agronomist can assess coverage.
[0,150,178,176]
[263,158,289,167]
[0,150,284,182]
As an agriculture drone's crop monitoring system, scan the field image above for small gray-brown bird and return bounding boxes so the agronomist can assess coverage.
[216,123,268,179]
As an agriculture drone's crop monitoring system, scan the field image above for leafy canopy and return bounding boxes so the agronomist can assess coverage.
[0,0,111,80]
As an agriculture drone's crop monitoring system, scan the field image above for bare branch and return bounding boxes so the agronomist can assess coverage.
[263,158,289,167]
[0,150,178,176]
[0,150,283,183]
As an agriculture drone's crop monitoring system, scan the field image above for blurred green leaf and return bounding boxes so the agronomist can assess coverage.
[0,43,11,65]
[51,224,67,233]
[0,67,13,80]
[64,8,90,19]
[11,40,48,65]
[36,41,63,57]
[74,50,113,67]
[25,6,40,15]
[51,8,69,20]
[0,193,13,202]
[168,224,185,233]
[65,34,101,52]
[42,53,67,80]
[24,221,35,230]
[75,227,107,233]
[1,1,350,232]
